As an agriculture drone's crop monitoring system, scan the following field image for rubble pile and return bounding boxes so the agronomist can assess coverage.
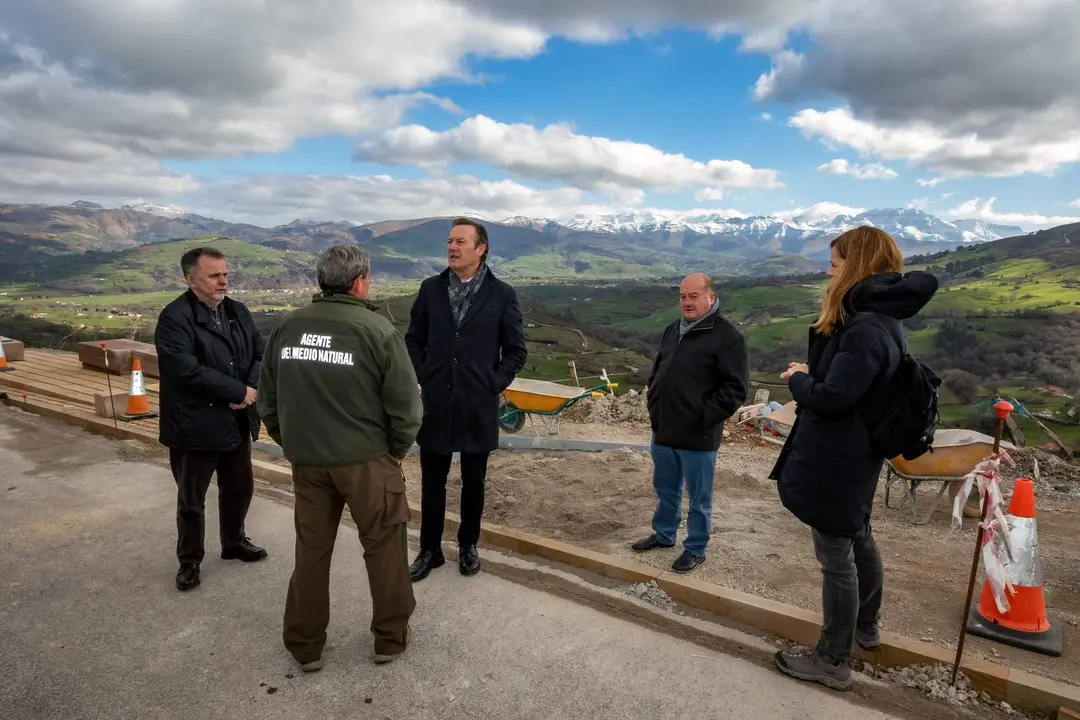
[563,389,650,425]
[1009,447,1080,489]
[865,662,1021,713]
[623,580,680,613]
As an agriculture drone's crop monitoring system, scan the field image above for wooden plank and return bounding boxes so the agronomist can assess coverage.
[0,352,162,407]
[0,370,159,411]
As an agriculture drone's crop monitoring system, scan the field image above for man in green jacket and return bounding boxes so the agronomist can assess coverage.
[258,244,422,672]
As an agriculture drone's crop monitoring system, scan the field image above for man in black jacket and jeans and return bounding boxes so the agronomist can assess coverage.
[631,273,750,573]
[155,247,268,592]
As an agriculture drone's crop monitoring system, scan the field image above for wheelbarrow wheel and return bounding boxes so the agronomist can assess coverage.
[498,398,526,433]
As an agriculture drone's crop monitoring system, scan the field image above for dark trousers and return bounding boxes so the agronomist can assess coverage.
[169,434,254,565]
[418,448,489,551]
[283,456,415,663]
[812,523,884,663]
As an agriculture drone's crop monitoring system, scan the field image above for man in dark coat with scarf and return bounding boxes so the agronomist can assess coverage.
[405,217,528,581]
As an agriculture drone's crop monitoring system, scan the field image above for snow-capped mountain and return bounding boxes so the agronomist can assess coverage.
[500,208,1023,258]
[121,202,189,219]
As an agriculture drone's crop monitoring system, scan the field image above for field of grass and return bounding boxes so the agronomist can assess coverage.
[1,237,317,295]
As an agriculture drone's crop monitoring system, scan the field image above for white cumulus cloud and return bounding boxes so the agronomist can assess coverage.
[790,107,1080,179]
[0,0,548,203]
[942,198,1080,230]
[179,173,635,227]
[816,159,898,180]
[774,202,865,224]
[355,115,783,194]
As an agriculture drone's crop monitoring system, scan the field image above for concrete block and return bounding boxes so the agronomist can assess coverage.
[77,339,156,375]
[133,347,159,378]
[94,389,129,418]
[0,336,25,362]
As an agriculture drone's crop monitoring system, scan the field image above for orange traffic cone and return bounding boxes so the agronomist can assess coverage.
[967,478,1062,656]
[0,340,11,372]
[119,356,157,421]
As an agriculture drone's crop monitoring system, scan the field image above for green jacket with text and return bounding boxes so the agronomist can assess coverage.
[258,293,422,466]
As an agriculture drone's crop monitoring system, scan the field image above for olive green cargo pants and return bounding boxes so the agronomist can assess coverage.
[283,455,415,664]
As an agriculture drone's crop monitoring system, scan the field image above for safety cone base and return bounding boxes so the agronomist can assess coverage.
[967,603,1063,657]
[118,410,159,423]
[0,366,13,373]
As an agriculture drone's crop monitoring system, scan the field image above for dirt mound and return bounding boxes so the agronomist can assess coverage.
[562,390,650,425]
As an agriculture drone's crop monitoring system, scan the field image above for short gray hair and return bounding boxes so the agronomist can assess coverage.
[316,244,371,295]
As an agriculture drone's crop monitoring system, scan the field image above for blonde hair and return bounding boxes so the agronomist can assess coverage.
[812,226,904,335]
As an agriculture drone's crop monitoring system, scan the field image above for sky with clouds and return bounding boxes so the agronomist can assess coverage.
[1,0,1078,230]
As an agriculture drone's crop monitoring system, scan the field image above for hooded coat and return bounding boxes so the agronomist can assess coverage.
[769,271,939,538]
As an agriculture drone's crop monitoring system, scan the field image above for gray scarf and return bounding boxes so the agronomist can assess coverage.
[679,298,720,339]
[448,262,489,327]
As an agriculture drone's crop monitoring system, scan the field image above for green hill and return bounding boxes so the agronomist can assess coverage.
[1,236,317,294]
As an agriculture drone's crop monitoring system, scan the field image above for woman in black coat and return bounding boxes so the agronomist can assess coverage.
[769,226,938,691]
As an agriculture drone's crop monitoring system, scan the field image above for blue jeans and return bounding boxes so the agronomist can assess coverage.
[650,439,717,557]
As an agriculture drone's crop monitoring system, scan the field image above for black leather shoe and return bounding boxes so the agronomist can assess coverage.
[459,545,480,576]
[631,534,675,552]
[671,550,705,573]
[176,562,200,591]
[409,548,445,582]
[221,537,268,562]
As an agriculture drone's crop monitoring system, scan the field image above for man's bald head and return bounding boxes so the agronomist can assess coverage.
[679,272,717,322]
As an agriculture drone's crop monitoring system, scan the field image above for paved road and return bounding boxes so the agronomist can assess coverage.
[0,408,914,720]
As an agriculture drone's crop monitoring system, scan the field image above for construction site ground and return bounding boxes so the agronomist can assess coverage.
[389,394,1080,690]
[2,407,981,720]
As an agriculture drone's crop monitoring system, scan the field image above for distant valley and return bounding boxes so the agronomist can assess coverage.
[1,200,1078,453]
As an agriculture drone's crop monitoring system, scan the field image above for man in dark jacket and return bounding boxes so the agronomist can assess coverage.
[405,217,528,581]
[259,244,422,671]
[631,272,750,573]
[154,247,267,592]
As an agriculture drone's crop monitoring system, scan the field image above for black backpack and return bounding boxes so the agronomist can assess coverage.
[857,315,942,461]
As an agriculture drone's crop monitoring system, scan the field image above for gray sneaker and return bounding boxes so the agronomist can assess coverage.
[774,649,853,691]
[855,626,881,651]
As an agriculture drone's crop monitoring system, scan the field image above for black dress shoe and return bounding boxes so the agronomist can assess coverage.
[631,534,675,552]
[671,550,705,573]
[409,548,445,582]
[221,537,269,562]
[459,545,480,576]
[176,563,200,591]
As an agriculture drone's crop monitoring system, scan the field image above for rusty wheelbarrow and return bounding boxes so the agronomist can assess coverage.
[883,428,1018,525]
